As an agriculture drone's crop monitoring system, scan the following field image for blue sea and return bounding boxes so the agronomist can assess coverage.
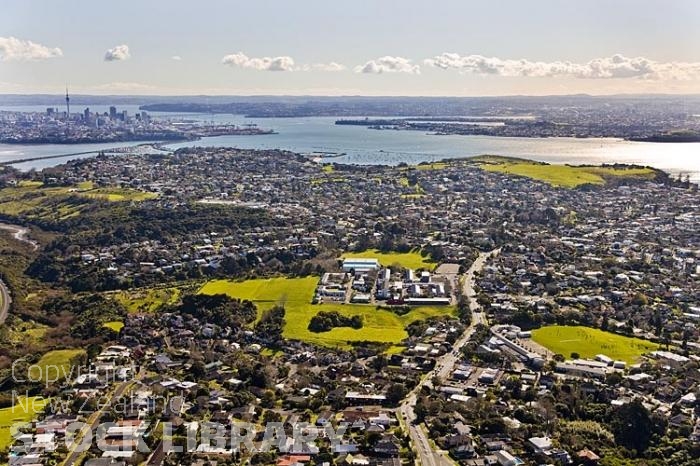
[1,105,699,181]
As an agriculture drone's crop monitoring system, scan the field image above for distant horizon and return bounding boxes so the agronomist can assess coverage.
[2,92,700,99]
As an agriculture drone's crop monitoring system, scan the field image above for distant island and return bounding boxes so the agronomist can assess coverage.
[137,94,700,140]
[628,132,700,143]
[336,117,700,141]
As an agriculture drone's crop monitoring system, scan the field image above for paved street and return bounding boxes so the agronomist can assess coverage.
[400,248,499,466]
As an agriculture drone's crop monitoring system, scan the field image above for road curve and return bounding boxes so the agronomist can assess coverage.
[0,222,39,325]
[0,223,39,251]
[399,248,500,466]
[0,279,11,325]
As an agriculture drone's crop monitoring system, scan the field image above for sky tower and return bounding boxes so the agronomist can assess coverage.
[65,86,70,118]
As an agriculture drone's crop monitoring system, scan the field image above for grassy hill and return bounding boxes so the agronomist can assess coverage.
[472,156,656,188]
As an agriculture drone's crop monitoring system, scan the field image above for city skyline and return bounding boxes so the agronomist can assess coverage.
[1,0,700,96]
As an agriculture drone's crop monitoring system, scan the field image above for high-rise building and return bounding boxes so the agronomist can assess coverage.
[109,106,117,119]
[65,87,70,118]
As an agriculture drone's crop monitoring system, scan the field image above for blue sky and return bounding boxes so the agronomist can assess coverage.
[1,0,699,95]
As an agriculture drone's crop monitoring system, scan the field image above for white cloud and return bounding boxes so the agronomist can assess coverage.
[171,55,182,61]
[355,56,420,74]
[104,44,131,62]
[424,53,700,80]
[221,52,295,71]
[0,36,62,61]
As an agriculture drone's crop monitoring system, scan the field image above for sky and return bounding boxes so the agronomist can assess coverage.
[1,0,700,96]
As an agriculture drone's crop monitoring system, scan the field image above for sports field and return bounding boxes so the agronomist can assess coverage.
[199,277,454,347]
[0,396,50,449]
[531,325,658,364]
[342,249,433,270]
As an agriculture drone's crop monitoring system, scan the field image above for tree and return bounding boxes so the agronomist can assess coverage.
[610,399,656,454]
[632,292,648,306]
[371,354,387,371]
[260,391,276,409]
[457,295,472,325]
[255,306,286,343]
[190,360,206,380]
[308,310,363,332]
[386,383,408,405]
[480,417,506,434]
[251,364,272,389]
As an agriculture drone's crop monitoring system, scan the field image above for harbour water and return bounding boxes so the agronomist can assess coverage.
[1,105,699,181]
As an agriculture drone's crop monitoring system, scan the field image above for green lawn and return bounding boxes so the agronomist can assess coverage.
[77,187,158,202]
[114,286,182,314]
[531,325,658,364]
[476,157,656,188]
[0,396,50,450]
[29,349,85,383]
[198,277,455,348]
[16,180,44,188]
[103,321,124,332]
[199,276,319,307]
[342,249,433,270]
[6,322,48,346]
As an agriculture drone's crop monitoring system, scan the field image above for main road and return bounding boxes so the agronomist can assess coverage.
[399,248,500,466]
[0,279,11,325]
[61,366,145,466]
[0,223,39,325]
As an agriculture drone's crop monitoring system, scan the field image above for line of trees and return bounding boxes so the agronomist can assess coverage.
[308,310,363,332]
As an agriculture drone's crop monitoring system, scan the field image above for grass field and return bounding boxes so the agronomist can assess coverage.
[475,156,656,188]
[531,325,659,364]
[28,349,86,383]
[77,187,158,202]
[199,276,319,307]
[0,182,156,220]
[114,286,182,313]
[199,277,455,347]
[342,249,433,270]
[0,396,50,450]
[103,321,124,332]
[5,322,48,346]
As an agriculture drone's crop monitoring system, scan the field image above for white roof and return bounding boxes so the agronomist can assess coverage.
[529,436,552,450]
[343,258,379,264]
